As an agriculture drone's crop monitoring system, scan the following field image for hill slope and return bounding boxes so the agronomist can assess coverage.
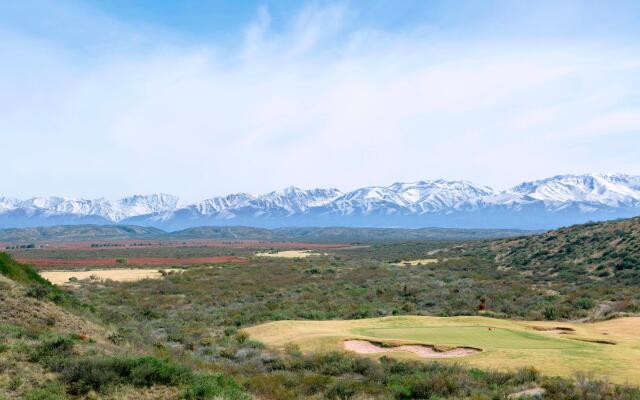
[171,225,529,242]
[0,253,248,399]
[0,224,528,243]
[491,217,640,281]
[0,224,165,242]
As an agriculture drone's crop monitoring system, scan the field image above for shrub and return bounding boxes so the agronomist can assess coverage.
[55,356,190,395]
[23,382,68,400]
[325,379,364,399]
[127,356,191,386]
[511,367,540,385]
[30,336,76,363]
[234,331,249,344]
[543,306,560,320]
[46,354,248,398]
[182,374,249,400]
[574,297,595,310]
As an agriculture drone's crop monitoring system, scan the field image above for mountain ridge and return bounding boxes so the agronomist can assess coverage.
[2,173,639,229]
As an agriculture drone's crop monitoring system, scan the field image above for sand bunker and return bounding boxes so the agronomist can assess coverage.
[531,326,575,334]
[344,340,480,358]
[392,259,439,266]
[255,250,323,258]
[40,268,183,285]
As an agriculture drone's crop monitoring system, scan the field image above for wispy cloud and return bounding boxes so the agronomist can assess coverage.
[1,1,639,199]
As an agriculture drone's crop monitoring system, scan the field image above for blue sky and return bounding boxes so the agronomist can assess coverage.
[1,0,640,200]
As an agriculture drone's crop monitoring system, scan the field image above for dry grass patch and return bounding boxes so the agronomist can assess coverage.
[40,268,183,285]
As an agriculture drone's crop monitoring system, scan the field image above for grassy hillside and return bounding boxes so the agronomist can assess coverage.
[0,252,248,399]
[0,224,165,242]
[168,225,277,240]
[0,223,530,243]
[491,217,640,283]
[272,226,531,242]
[0,251,51,285]
[0,251,72,305]
[141,225,529,242]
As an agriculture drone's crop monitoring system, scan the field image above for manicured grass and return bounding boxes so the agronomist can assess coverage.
[244,315,640,384]
[354,326,581,349]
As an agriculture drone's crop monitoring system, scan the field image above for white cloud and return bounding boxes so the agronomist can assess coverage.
[1,3,639,199]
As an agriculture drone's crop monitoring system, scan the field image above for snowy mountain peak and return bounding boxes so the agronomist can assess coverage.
[0,197,19,209]
[503,174,640,207]
[252,187,342,213]
[117,194,182,217]
[387,180,495,211]
[1,174,639,229]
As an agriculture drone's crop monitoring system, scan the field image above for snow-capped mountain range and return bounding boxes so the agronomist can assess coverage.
[2,174,640,230]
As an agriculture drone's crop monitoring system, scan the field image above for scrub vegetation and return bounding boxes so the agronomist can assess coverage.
[1,217,640,399]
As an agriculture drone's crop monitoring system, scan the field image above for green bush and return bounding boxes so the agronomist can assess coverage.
[30,336,76,363]
[182,374,249,400]
[574,297,596,310]
[56,356,191,395]
[38,354,247,398]
[22,382,68,400]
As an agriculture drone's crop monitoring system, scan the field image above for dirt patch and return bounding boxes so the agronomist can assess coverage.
[508,387,546,399]
[255,250,323,258]
[343,340,481,358]
[17,256,246,268]
[392,258,439,266]
[40,268,184,285]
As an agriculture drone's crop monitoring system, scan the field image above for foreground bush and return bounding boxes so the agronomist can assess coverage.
[49,355,248,398]
[54,356,191,395]
[26,335,248,399]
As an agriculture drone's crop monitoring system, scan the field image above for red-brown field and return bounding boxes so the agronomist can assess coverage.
[16,256,247,268]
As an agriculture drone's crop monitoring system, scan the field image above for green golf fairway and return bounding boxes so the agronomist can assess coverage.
[244,316,640,383]
[354,326,584,350]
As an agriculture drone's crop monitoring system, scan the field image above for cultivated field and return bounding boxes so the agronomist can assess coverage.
[244,315,640,384]
[16,256,246,268]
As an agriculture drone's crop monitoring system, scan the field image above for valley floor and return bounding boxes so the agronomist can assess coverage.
[2,217,640,399]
